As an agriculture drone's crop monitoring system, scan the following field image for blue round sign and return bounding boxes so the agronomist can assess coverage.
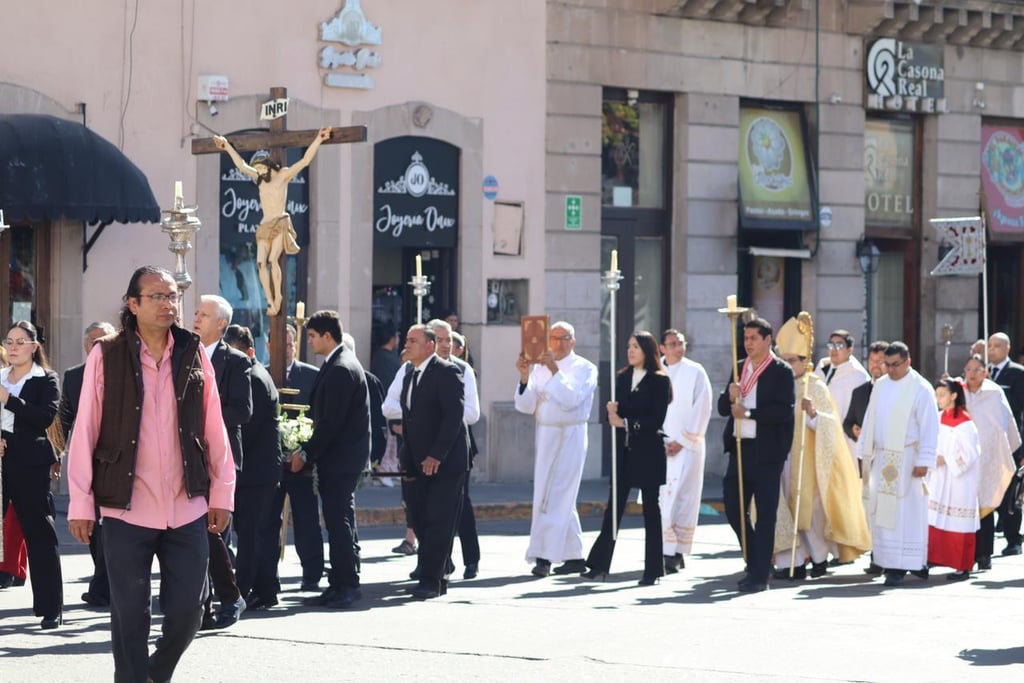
[482,175,499,200]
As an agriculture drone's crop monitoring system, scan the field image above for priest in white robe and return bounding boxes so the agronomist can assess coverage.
[961,354,1020,569]
[515,321,598,578]
[657,330,712,573]
[814,329,869,464]
[927,378,980,581]
[856,341,938,587]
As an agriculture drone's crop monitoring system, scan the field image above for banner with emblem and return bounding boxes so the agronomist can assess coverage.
[981,125,1024,236]
[929,216,985,276]
[373,136,459,248]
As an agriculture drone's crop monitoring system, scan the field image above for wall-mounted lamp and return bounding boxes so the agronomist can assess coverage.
[626,88,639,107]
[829,91,842,105]
[972,81,986,110]
[856,238,881,275]
[207,101,219,117]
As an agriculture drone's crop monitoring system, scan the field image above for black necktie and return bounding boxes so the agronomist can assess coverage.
[825,366,835,385]
[407,369,421,408]
[990,365,999,381]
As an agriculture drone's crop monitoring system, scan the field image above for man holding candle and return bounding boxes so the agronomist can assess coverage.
[716,317,795,592]
[515,321,598,578]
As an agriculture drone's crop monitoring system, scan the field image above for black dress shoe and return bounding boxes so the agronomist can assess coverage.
[976,556,992,570]
[663,555,680,574]
[809,561,829,578]
[199,612,217,631]
[409,567,421,581]
[946,570,970,582]
[910,568,930,581]
[299,580,321,592]
[531,559,551,578]
[0,572,15,589]
[213,596,246,629]
[325,586,362,609]
[1002,544,1023,556]
[552,559,586,575]
[304,588,338,607]
[638,576,660,586]
[463,563,479,579]
[81,591,110,608]
[581,568,607,581]
[410,582,447,600]
[246,595,279,611]
[864,562,884,576]
[737,578,768,593]
[40,614,62,630]
[883,571,905,586]
[773,565,806,581]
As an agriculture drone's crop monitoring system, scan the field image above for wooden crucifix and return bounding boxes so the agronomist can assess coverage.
[191,85,366,387]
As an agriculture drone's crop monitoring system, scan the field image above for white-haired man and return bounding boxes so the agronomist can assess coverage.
[515,321,598,578]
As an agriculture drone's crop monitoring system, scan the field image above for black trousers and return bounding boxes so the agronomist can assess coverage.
[272,474,324,585]
[997,460,1022,546]
[976,512,995,560]
[234,483,280,601]
[456,477,480,566]
[317,466,362,589]
[205,530,240,610]
[585,479,663,579]
[88,505,110,600]
[1,462,62,618]
[103,515,208,683]
[408,468,467,589]
[723,446,786,583]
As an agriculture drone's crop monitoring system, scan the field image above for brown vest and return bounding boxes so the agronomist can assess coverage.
[91,325,211,509]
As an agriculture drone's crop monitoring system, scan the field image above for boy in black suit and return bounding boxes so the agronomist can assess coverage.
[717,317,795,592]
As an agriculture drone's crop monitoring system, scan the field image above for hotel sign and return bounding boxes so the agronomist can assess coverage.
[865,39,948,114]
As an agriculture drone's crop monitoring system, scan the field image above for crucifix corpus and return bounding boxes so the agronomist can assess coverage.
[191,86,367,385]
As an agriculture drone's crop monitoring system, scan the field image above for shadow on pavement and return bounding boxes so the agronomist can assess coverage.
[957,645,1024,666]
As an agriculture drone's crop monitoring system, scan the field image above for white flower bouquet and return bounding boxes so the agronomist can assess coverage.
[280,408,314,452]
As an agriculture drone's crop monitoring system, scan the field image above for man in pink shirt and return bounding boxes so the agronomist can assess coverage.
[67,266,235,683]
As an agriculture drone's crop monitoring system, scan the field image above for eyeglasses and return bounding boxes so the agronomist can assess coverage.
[140,292,181,304]
[884,358,907,369]
[826,342,848,350]
[964,366,986,374]
[2,338,35,347]
[550,335,573,343]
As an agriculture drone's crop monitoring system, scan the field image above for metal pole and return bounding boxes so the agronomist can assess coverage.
[718,299,751,563]
[601,263,623,540]
[410,275,430,325]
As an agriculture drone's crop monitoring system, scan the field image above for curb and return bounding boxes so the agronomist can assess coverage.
[355,500,726,527]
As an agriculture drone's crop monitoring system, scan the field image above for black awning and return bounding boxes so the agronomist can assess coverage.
[0,114,160,225]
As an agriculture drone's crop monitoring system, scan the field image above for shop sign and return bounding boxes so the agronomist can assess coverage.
[865,38,947,114]
[737,106,815,231]
[373,136,459,247]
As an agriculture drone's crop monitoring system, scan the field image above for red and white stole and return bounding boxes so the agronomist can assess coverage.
[739,354,773,397]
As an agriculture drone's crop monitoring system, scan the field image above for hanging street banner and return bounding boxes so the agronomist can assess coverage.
[929,216,985,276]
[980,124,1024,234]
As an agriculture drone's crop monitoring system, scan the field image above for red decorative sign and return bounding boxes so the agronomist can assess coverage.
[981,125,1024,233]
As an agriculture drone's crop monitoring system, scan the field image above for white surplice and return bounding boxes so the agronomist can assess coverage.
[514,351,598,564]
[927,416,980,534]
[964,379,1020,514]
[856,369,939,570]
[815,356,869,463]
[658,357,712,556]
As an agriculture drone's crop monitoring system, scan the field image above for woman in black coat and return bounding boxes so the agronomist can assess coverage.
[0,320,63,629]
[584,331,672,585]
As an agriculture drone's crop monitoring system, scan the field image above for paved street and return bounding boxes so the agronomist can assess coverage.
[1,504,1022,682]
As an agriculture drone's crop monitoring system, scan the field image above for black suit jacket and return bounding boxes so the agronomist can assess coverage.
[399,356,469,475]
[717,357,795,464]
[285,359,318,414]
[843,379,873,443]
[614,369,672,488]
[238,359,283,488]
[59,362,85,438]
[366,370,387,465]
[1,370,60,467]
[303,345,371,474]
[993,361,1024,433]
[210,340,253,470]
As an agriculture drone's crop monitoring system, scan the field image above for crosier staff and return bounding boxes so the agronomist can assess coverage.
[718,295,750,562]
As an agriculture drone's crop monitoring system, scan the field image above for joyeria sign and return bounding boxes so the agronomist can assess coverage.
[865,38,948,114]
